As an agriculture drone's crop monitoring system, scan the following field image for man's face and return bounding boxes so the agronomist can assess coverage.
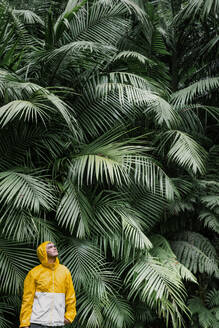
[46,243,58,258]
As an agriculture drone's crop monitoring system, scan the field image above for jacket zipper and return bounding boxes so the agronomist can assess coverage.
[49,269,55,325]
[52,269,55,325]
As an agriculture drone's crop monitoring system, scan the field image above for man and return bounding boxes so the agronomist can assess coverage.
[20,241,76,328]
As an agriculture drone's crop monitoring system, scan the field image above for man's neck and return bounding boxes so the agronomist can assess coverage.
[47,257,56,264]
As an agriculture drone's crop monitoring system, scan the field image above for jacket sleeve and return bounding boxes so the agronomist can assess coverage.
[65,270,76,322]
[20,271,35,327]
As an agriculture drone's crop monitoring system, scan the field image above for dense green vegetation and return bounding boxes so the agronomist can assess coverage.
[0,0,219,327]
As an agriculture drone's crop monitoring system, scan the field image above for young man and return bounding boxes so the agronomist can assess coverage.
[20,241,76,328]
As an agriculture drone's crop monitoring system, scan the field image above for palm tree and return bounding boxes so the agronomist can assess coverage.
[0,1,218,328]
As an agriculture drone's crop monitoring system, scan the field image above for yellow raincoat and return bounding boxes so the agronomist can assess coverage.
[20,241,76,327]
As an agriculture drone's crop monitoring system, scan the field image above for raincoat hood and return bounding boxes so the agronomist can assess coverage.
[37,241,59,269]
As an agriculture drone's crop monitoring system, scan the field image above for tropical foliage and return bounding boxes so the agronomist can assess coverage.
[0,0,218,327]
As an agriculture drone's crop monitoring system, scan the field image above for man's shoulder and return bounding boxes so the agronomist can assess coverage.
[28,264,42,275]
[58,264,71,274]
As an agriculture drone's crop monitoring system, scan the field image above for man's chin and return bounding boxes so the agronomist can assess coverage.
[50,252,58,257]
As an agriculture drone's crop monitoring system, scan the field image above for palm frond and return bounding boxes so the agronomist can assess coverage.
[68,129,177,199]
[59,238,117,298]
[121,211,152,250]
[0,78,45,100]
[0,295,21,316]
[0,125,67,170]
[0,169,55,213]
[168,199,194,216]
[46,41,116,64]
[45,93,78,133]
[133,302,155,324]
[0,92,77,134]
[102,295,134,328]
[201,35,219,55]
[73,79,139,137]
[56,182,92,238]
[66,0,147,46]
[96,235,138,262]
[125,255,188,328]
[0,100,49,126]
[150,235,197,284]
[200,195,219,209]
[177,105,204,133]
[0,303,14,328]
[0,2,37,53]
[114,0,148,23]
[68,2,131,46]
[0,239,38,294]
[0,128,28,170]
[0,74,79,133]
[199,211,219,233]
[180,103,219,129]
[54,0,88,42]
[206,289,219,308]
[177,0,219,19]
[76,291,103,328]
[144,94,180,128]
[112,51,155,66]
[126,185,166,230]
[124,153,178,200]
[158,130,207,174]
[171,77,219,108]
[12,9,44,25]
[69,129,131,186]
[188,296,218,328]
[97,72,180,128]
[106,72,159,93]
[170,231,218,276]
[0,210,59,243]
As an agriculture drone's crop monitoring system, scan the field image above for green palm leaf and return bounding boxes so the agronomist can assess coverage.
[97,72,180,128]
[0,170,55,213]
[170,231,218,276]
[53,0,88,42]
[68,129,177,199]
[66,0,146,44]
[58,186,152,250]
[91,190,152,250]
[150,235,197,284]
[178,0,219,19]
[59,238,116,298]
[124,154,178,199]
[46,41,116,67]
[102,295,134,328]
[206,289,219,308]
[56,183,92,238]
[73,79,140,137]
[200,195,219,209]
[199,211,219,233]
[76,292,103,328]
[0,100,49,126]
[188,296,218,328]
[112,51,155,66]
[171,77,219,108]
[125,255,188,328]
[0,210,59,243]
[12,9,44,25]
[0,239,38,294]
[0,303,14,328]
[158,130,207,174]
[0,77,78,132]
[125,185,166,230]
